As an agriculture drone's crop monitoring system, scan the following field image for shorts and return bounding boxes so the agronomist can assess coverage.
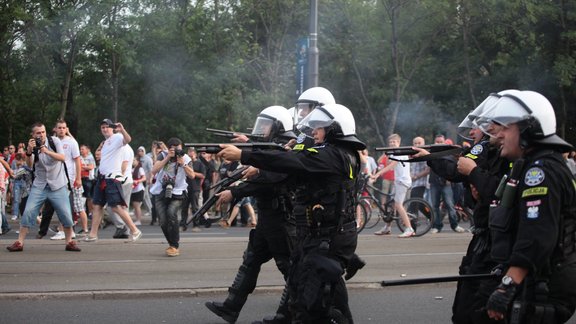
[131,190,144,203]
[394,182,409,204]
[81,178,94,198]
[92,178,126,207]
[235,196,252,207]
[72,186,86,214]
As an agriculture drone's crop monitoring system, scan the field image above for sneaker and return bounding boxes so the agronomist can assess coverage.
[76,229,89,237]
[65,241,81,252]
[166,246,180,257]
[398,228,415,238]
[125,230,142,243]
[134,220,142,226]
[6,241,23,252]
[113,226,129,239]
[430,228,439,234]
[11,215,18,221]
[50,231,65,240]
[84,236,98,242]
[453,226,466,233]
[374,225,391,235]
[205,301,239,323]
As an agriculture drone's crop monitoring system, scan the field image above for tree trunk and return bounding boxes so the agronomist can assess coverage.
[59,34,78,120]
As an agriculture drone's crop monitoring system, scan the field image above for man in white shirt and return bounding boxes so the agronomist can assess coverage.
[85,119,141,242]
[7,123,80,252]
[106,143,135,239]
[45,120,87,240]
[150,137,194,256]
[371,134,414,237]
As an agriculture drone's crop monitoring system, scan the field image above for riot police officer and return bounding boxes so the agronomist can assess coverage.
[413,92,514,323]
[450,91,517,323]
[205,106,296,323]
[219,104,365,323]
[291,86,336,151]
[476,90,576,323]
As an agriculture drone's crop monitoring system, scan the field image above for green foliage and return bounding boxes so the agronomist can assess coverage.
[1,0,576,148]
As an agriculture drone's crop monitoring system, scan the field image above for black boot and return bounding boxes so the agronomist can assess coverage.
[344,254,366,280]
[205,301,239,323]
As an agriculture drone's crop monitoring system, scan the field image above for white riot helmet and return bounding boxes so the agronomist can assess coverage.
[297,103,366,150]
[295,87,336,120]
[477,90,573,151]
[459,89,521,139]
[252,105,296,142]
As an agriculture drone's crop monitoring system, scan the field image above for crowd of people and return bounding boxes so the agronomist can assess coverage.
[1,87,576,324]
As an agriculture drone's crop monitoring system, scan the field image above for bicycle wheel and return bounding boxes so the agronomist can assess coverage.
[396,197,434,237]
[355,201,369,233]
[359,197,381,229]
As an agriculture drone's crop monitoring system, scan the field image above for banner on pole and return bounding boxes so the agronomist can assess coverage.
[296,37,309,99]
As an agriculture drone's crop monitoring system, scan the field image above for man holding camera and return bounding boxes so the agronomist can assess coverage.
[85,119,141,242]
[150,137,194,256]
[7,122,80,252]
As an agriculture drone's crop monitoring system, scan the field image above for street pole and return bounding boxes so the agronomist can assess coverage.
[307,0,319,88]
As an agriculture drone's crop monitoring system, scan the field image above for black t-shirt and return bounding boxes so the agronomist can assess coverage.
[218,161,240,180]
[187,159,206,192]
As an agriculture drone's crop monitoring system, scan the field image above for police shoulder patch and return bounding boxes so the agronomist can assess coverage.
[521,186,548,198]
[296,133,306,144]
[470,144,483,155]
[524,167,545,186]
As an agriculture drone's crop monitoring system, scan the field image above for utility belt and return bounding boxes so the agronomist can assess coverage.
[309,221,357,237]
[256,196,289,211]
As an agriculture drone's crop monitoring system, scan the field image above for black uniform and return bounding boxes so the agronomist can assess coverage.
[241,142,360,323]
[489,149,576,323]
[206,170,295,322]
[448,141,511,323]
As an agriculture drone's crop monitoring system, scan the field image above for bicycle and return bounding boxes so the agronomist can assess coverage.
[355,175,435,236]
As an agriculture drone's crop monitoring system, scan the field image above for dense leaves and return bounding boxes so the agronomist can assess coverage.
[1,0,575,150]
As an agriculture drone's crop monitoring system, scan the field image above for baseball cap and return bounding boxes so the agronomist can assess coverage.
[101,119,115,127]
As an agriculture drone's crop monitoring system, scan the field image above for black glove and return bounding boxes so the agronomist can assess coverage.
[486,283,518,314]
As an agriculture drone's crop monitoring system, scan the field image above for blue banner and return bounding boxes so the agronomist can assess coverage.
[296,37,309,99]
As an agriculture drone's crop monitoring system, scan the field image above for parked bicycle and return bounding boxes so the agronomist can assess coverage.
[355,175,435,236]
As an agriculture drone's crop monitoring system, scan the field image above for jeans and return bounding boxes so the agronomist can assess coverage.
[22,185,73,228]
[11,180,24,217]
[429,183,459,231]
[181,189,200,225]
[155,194,183,248]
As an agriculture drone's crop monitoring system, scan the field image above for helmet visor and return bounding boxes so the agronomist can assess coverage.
[457,118,475,141]
[295,102,315,119]
[251,115,275,138]
[297,107,335,137]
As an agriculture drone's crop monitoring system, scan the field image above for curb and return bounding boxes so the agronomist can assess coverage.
[0,283,383,301]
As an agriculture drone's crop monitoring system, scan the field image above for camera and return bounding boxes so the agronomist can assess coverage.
[164,178,175,199]
[34,137,42,152]
[175,149,186,157]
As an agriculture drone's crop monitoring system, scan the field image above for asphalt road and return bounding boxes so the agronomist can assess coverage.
[0,216,474,323]
[1,285,458,323]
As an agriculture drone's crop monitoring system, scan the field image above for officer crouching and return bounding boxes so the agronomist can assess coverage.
[476,90,576,323]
